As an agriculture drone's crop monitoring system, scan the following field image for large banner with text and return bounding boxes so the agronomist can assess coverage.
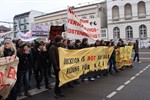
[0,56,19,99]
[67,7,101,43]
[58,46,114,86]
[116,46,133,68]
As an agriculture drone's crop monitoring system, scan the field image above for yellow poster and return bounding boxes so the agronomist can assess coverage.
[116,46,133,68]
[58,46,114,87]
[123,46,133,66]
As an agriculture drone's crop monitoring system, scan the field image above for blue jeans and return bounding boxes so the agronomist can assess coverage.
[17,70,29,94]
[133,51,140,62]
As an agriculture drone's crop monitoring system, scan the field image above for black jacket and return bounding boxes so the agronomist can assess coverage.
[49,43,61,71]
[17,49,30,71]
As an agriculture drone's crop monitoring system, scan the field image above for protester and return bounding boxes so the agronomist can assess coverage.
[16,41,32,97]
[133,39,141,63]
[108,41,119,74]
[0,37,17,100]
[49,35,64,98]
[80,38,95,81]
[33,41,50,89]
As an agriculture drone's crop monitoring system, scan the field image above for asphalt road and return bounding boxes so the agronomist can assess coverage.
[18,52,150,100]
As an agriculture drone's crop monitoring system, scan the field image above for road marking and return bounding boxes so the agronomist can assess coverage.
[130,76,136,80]
[105,64,150,99]
[116,85,125,91]
[124,80,131,85]
[107,91,117,98]
[139,70,143,73]
[136,73,140,76]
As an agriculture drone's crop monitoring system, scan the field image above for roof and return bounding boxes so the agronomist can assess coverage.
[0,25,11,31]
[14,11,30,18]
[35,1,106,18]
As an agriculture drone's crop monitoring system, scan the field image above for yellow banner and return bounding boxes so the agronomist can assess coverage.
[58,46,114,87]
[116,46,133,68]
[0,56,19,99]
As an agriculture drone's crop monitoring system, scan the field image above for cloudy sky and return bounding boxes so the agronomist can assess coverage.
[0,0,104,27]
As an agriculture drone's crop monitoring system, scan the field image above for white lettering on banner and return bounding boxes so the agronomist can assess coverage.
[67,7,101,43]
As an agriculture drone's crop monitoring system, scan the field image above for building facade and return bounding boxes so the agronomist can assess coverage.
[0,25,11,33]
[13,10,45,38]
[107,0,150,41]
[34,2,108,40]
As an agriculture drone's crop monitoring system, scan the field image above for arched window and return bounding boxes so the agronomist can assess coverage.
[113,27,120,39]
[126,26,133,39]
[138,1,146,18]
[139,25,147,39]
[124,3,132,19]
[112,5,119,21]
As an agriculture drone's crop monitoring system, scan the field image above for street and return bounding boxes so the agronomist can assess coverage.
[18,52,150,100]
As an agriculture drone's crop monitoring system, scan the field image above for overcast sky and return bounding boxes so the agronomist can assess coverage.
[0,0,104,27]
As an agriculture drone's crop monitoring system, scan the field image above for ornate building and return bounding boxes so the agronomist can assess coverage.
[107,0,150,41]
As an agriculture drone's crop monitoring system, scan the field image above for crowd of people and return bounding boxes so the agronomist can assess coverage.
[0,35,141,99]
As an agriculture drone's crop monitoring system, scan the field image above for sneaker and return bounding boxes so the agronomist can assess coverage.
[96,76,100,79]
[89,77,95,81]
[138,61,141,63]
[83,78,88,81]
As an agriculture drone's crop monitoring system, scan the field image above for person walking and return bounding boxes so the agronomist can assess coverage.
[49,35,64,98]
[133,39,141,63]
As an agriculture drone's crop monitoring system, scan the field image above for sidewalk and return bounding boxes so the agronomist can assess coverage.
[139,48,150,52]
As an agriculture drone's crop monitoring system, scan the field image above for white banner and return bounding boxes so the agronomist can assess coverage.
[0,56,19,99]
[18,31,37,42]
[0,31,13,39]
[66,7,101,43]
[31,24,49,37]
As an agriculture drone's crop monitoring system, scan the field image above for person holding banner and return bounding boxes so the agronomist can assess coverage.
[80,38,95,81]
[108,41,119,74]
[49,35,64,98]
[0,37,17,100]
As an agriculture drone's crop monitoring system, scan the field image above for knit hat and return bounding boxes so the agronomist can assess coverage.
[19,41,27,48]
[55,35,63,43]
[4,38,12,44]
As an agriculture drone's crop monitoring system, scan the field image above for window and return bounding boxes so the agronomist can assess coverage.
[55,21,59,25]
[126,26,133,39]
[82,16,87,19]
[113,27,120,39]
[112,5,119,21]
[139,25,147,39]
[20,25,24,30]
[50,21,54,26]
[124,3,132,19]
[138,1,146,18]
[90,15,95,18]
[20,18,24,24]
[62,20,67,30]
[101,30,106,38]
